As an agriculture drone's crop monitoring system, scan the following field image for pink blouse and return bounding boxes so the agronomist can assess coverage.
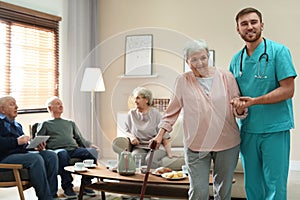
[158,69,242,152]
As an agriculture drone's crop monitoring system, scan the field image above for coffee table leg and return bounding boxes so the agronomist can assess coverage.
[78,175,85,200]
[101,191,106,200]
[99,178,106,200]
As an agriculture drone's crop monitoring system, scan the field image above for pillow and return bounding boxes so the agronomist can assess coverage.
[169,115,184,147]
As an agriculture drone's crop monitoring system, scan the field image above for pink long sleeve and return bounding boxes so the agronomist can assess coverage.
[159,69,241,152]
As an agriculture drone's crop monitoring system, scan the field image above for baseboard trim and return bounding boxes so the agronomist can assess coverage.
[289,161,300,171]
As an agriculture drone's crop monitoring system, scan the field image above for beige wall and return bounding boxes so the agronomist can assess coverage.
[98,0,300,162]
[17,113,50,136]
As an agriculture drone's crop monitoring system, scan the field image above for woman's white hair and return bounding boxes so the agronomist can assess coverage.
[183,39,209,60]
[132,87,153,106]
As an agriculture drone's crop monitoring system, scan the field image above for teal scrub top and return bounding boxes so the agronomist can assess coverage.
[229,38,297,134]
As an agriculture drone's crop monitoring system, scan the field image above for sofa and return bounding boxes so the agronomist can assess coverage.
[113,113,246,199]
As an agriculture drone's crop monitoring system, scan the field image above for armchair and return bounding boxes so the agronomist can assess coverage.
[0,163,31,200]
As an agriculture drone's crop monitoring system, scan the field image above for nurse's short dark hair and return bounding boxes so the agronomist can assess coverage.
[235,7,263,24]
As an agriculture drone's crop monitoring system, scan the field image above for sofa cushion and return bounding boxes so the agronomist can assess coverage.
[0,168,30,181]
[169,115,184,147]
[161,156,185,171]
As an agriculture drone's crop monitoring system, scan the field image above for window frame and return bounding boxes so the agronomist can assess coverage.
[0,1,61,114]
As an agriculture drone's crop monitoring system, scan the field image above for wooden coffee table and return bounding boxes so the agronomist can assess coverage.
[65,165,192,200]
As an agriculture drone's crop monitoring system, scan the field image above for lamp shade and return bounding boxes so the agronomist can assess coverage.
[80,68,105,92]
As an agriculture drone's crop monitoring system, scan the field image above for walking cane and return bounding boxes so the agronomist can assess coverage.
[140,140,157,200]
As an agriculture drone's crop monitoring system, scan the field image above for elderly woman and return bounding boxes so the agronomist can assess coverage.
[151,39,247,200]
[125,87,172,168]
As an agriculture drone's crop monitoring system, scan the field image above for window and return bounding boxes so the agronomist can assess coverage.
[0,2,61,112]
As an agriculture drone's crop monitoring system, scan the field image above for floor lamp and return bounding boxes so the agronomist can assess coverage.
[80,68,105,143]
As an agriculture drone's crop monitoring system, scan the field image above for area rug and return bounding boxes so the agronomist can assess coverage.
[57,187,153,200]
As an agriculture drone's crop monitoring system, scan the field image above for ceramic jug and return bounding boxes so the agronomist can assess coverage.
[117,149,135,175]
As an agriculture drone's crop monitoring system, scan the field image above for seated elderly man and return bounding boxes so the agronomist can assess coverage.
[0,96,59,200]
[36,96,99,199]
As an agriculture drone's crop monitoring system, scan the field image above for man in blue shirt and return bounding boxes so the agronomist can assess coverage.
[230,7,297,200]
[0,96,59,200]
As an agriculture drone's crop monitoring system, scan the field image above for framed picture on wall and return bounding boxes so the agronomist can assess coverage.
[184,50,215,72]
[125,34,153,76]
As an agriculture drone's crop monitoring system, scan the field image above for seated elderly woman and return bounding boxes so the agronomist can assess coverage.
[123,87,172,168]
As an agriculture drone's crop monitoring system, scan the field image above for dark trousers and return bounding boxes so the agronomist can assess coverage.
[53,148,98,190]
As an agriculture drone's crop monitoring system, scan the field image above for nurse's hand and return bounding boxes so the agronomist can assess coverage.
[231,97,252,109]
[238,96,255,108]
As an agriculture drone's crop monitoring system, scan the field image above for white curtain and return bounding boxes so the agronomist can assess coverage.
[61,0,102,154]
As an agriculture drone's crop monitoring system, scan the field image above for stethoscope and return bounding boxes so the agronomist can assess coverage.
[239,38,269,79]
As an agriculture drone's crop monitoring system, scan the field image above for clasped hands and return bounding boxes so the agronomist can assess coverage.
[149,96,255,150]
[231,96,254,115]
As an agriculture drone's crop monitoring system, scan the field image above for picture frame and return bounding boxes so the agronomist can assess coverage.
[184,50,215,72]
[125,34,153,76]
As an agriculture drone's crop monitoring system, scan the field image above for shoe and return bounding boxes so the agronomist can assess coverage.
[83,188,96,196]
[52,195,64,200]
[63,187,77,199]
